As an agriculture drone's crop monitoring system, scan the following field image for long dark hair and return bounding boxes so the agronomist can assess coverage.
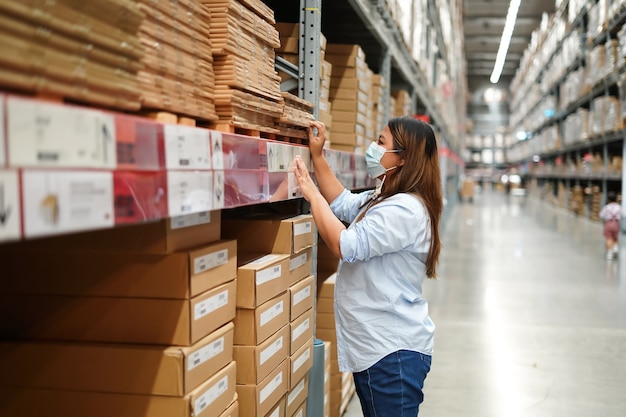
[357,117,443,278]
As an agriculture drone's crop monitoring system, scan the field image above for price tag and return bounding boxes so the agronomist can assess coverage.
[7,97,116,169]
[164,125,211,170]
[167,171,212,217]
[0,170,21,242]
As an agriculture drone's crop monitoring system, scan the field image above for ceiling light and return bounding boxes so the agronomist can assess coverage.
[490,0,522,84]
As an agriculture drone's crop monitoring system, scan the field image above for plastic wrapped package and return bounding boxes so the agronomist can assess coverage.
[223,169,269,208]
[114,170,167,224]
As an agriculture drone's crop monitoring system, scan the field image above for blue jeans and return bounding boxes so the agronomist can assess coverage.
[353,350,432,417]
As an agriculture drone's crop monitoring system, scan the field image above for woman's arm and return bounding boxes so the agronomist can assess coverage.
[308,121,345,204]
[294,156,344,259]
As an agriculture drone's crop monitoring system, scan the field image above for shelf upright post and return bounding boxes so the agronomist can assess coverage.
[380,46,392,124]
[299,0,322,119]
[621,133,626,232]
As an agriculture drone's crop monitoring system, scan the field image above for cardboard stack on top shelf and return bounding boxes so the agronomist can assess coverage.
[277,92,316,140]
[316,273,356,417]
[204,0,283,133]
[590,185,602,221]
[222,214,316,417]
[138,0,218,122]
[326,44,372,154]
[0,0,143,111]
[392,89,412,117]
[372,74,387,134]
[0,211,240,417]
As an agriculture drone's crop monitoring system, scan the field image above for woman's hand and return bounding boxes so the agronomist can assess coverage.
[308,121,326,159]
[293,155,321,202]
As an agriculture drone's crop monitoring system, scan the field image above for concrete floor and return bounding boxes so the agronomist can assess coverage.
[343,190,626,417]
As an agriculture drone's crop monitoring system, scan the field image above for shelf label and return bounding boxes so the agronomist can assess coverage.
[0,170,21,242]
[164,124,211,170]
[211,131,224,170]
[0,97,5,166]
[22,170,114,238]
[7,97,116,169]
[167,171,212,217]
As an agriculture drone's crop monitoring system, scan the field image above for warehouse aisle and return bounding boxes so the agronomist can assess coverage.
[344,188,626,417]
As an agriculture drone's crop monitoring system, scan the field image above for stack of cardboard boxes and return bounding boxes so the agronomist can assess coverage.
[138,0,218,122]
[0,211,239,417]
[326,44,374,155]
[223,214,316,417]
[205,0,284,132]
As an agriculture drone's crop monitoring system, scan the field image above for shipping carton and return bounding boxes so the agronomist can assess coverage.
[237,254,290,308]
[0,280,237,346]
[289,338,314,389]
[0,240,237,299]
[0,362,237,417]
[286,376,309,417]
[223,214,315,255]
[290,308,314,355]
[289,248,313,285]
[234,325,289,385]
[234,292,290,346]
[237,360,289,417]
[0,323,234,396]
[289,275,314,321]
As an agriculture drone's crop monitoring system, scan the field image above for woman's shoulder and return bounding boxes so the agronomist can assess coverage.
[381,193,427,213]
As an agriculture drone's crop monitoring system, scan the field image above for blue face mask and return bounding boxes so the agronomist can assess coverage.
[365,141,400,178]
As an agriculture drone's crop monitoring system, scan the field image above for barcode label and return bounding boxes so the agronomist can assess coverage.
[170,211,211,230]
[188,337,225,371]
[249,254,281,265]
[289,252,308,271]
[294,222,312,236]
[260,336,283,365]
[293,318,310,341]
[260,372,282,404]
[287,378,305,406]
[195,375,228,415]
[293,285,311,306]
[260,301,284,327]
[256,265,282,285]
[194,249,229,274]
[194,290,228,320]
[268,405,281,417]
[293,347,311,372]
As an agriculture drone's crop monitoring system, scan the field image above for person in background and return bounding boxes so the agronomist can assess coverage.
[293,117,443,417]
[600,191,622,260]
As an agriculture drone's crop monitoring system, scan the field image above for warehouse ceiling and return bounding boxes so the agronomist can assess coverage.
[464,0,556,94]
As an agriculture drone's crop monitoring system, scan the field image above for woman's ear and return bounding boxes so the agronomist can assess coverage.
[398,157,406,167]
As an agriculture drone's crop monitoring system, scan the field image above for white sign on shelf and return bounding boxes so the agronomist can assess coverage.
[167,171,213,217]
[22,170,114,238]
[164,125,211,170]
[7,96,116,169]
[0,170,21,242]
[0,96,5,166]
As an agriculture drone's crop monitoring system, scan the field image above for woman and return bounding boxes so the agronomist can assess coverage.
[293,117,443,417]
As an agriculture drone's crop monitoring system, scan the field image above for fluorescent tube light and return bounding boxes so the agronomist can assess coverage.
[490,0,522,84]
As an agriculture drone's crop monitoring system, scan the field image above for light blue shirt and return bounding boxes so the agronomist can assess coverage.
[329,188,435,373]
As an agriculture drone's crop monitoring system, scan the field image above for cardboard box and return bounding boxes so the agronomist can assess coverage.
[286,375,308,417]
[234,292,290,346]
[264,396,286,417]
[20,210,221,254]
[289,248,313,285]
[289,400,307,417]
[0,322,234,396]
[289,338,314,389]
[316,297,334,315]
[0,362,237,417]
[0,240,237,299]
[219,399,239,417]
[317,273,336,298]
[222,214,315,255]
[290,308,314,355]
[237,254,290,308]
[234,325,290,385]
[0,280,237,346]
[315,312,335,330]
[237,359,289,417]
[289,275,314,321]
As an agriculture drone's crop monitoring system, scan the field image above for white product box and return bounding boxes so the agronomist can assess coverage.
[7,97,116,169]
[167,171,213,217]
[164,125,211,170]
[0,169,21,241]
[22,170,114,238]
